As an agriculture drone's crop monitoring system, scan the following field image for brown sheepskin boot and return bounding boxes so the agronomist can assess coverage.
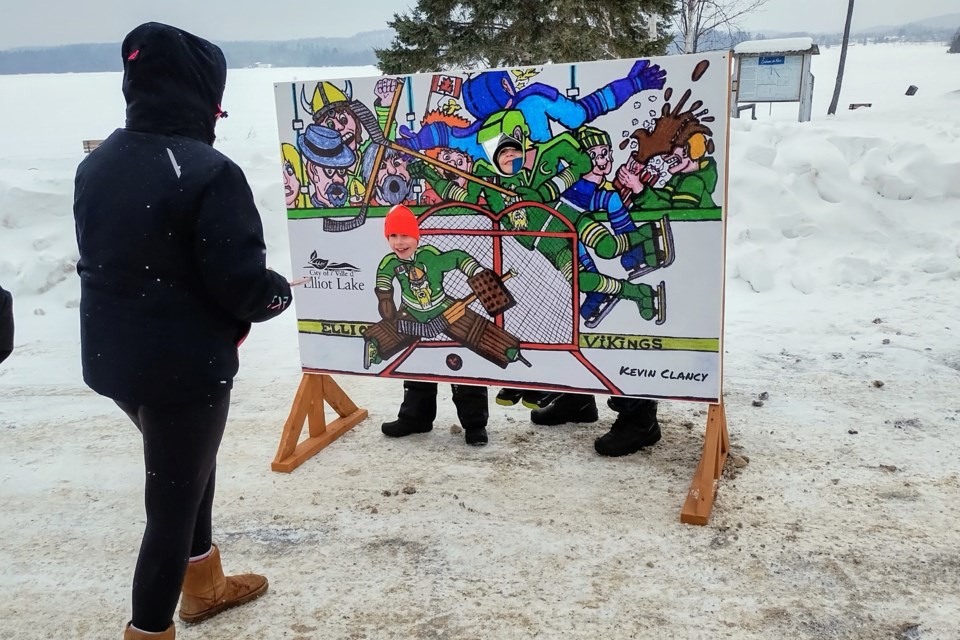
[123,622,175,639]
[178,545,268,624]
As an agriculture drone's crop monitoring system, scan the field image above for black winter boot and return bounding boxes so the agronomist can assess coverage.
[594,398,660,456]
[384,381,439,437]
[464,426,488,446]
[381,418,433,437]
[521,391,560,409]
[531,394,598,426]
[495,388,524,406]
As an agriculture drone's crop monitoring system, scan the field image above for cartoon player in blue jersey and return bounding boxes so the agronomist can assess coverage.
[397,59,667,159]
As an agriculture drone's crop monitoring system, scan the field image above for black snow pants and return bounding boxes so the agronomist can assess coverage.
[607,395,658,417]
[398,381,488,429]
[563,393,658,418]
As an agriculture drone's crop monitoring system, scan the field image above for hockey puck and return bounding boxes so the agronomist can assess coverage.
[446,353,463,371]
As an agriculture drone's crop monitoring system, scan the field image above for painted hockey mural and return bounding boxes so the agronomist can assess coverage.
[274,52,729,403]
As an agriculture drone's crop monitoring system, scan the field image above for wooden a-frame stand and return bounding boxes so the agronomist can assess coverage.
[271,373,368,473]
[680,402,729,525]
[272,374,728,522]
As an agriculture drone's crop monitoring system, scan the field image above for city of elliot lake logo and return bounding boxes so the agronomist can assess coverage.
[303,250,364,291]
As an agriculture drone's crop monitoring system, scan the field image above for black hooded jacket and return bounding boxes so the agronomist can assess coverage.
[0,285,12,364]
[73,23,292,405]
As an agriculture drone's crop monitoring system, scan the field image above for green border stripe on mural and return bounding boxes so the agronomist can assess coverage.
[631,207,722,222]
[287,206,723,222]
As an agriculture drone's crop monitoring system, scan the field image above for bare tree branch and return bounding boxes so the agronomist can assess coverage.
[675,0,771,53]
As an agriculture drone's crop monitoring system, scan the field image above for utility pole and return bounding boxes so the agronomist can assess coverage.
[828,0,855,115]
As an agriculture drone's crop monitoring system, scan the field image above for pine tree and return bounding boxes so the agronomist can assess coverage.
[949,28,960,54]
[375,0,675,74]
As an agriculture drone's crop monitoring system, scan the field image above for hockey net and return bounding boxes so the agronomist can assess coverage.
[416,202,579,349]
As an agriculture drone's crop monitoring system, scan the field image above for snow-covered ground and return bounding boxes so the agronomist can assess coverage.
[1,42,959,639]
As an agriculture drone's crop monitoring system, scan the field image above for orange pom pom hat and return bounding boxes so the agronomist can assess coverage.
[383,204,420,240]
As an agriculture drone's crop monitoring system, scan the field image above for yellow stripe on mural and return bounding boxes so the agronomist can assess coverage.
[579,333,719,352]
[298,320,371,337]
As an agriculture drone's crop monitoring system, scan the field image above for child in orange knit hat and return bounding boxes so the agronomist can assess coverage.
[376,205,489,445]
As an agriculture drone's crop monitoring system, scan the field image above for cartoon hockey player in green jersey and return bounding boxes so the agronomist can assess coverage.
[364,205,528,369]
[410,109,665,324]
[565,125,675,328]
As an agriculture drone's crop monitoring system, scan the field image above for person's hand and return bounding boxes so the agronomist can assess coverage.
[639,165,659,188]
[366,340,383,365]
[396,122,448,152]
[408,160,440,182]
[513,185,542,203]
[289,276,310,287]
[616,158,645,195]
[375,77,399,106]
[630,60,667,91]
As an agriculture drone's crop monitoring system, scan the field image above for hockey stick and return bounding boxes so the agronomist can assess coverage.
[323,83,406,232]
[360,105,517,199]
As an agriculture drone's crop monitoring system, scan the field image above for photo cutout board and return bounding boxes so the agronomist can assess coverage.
[274,52,729,403]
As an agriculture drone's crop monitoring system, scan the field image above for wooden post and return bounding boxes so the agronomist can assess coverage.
[272,373,368,473]
[680,402,729,525]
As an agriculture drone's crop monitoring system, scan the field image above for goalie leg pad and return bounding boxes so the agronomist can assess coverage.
[445,309,522,369]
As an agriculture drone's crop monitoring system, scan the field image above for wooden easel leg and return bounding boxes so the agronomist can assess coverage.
[680,402,729,525]
[271,373,368,473]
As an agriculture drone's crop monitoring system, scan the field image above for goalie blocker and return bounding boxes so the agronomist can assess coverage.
[467,268,516,316]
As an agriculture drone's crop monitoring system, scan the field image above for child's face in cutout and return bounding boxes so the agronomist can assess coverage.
[388,233,418,260]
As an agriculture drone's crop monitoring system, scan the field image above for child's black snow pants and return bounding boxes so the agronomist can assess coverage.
[399,380,488,428]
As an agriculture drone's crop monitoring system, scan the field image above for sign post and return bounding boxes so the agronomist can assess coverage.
[732,38,819,122]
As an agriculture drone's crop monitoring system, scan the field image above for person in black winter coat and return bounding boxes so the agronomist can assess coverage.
[0,284,12,364]
[73,23,293,640]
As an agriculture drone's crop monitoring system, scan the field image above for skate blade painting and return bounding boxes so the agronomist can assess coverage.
[274,52,729,403]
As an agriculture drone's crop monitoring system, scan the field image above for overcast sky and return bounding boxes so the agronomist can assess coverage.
[1,0,957,50]
[742,0,958,34]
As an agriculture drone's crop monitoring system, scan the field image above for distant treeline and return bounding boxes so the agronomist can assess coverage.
[0,30,393,75]
[1,20,955,75]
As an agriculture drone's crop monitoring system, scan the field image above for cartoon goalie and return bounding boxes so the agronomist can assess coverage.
[363,205,529,370]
